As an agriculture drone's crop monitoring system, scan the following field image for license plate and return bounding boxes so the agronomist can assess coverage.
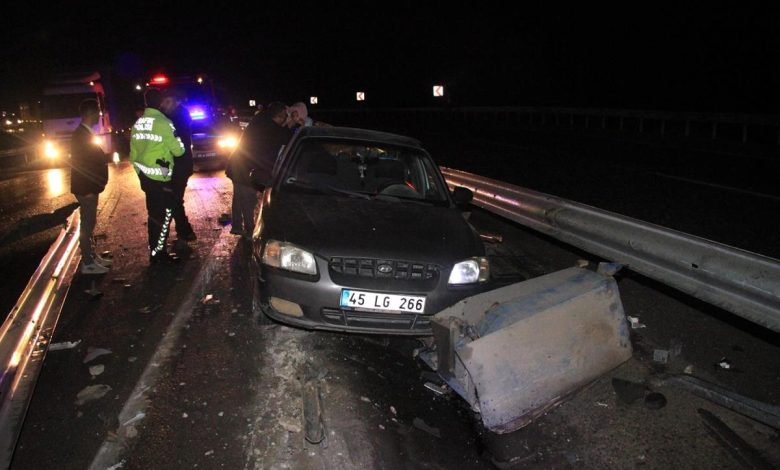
[196,152,217,159]
[340,289,426,314]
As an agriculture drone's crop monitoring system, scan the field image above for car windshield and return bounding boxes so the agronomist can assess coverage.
[281,139,450,203]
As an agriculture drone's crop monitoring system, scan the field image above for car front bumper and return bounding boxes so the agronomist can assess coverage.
[256,258,487,336]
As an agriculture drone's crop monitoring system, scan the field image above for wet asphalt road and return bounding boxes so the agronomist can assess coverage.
[2,155,779,468]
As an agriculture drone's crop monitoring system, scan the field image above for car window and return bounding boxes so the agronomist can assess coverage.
[280,139,449,203]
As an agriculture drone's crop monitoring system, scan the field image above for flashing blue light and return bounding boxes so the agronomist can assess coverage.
[189,107,206,120]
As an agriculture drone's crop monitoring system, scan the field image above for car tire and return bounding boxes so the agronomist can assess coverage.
[251,273,274,325]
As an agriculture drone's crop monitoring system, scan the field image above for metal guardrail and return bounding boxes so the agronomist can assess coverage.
[316,106,780,149]
[0,211,80,468]
[442,167,780,333]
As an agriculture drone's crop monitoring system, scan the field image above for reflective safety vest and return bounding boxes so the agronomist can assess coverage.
[130,108,185,182]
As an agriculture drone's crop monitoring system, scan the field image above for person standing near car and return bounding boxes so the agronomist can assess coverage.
[161,88,196,241]
[70,99,112,274]
[227,101,291,239]
[130,88,186,263]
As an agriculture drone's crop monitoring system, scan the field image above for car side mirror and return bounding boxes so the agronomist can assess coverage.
[452,186,473,205]
[249,169,267,191]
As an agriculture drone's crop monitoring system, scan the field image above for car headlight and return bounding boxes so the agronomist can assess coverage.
[217,135,238,149]
[262,240,317,275]
[43,140,60,159]
[448,257,489,285]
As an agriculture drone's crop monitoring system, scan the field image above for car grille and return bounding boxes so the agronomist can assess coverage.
[321,308,432,331]
[329,257,439,281]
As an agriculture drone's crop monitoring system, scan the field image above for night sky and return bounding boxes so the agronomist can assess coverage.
[1,2,779,113]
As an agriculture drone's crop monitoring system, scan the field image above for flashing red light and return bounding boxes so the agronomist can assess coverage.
[150,74,169,85]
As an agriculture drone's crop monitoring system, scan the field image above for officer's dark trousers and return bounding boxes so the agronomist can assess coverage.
[138,173,174,256]
[171,170,193,235]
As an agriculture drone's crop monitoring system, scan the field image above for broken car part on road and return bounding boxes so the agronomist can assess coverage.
[420,265,633,433]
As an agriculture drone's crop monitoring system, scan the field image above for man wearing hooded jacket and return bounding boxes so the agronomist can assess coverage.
[130,88,186,263]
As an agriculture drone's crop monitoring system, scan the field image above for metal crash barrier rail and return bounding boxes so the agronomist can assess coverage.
[0,210,80,467]
[441,167,780,333]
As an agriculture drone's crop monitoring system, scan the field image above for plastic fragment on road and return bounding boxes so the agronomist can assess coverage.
[627,315,646,329]
[75,384,112,405]
[49,340,81,351]
[717,357,732,369]
[123,411,146,426]
[653,349,670,363]
[423,267,632,433]
[424,382,447,395]
[412,418,441,438]
[89,364,105,376]
[83,347,112,363]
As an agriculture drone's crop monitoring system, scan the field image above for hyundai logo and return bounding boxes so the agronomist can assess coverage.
[377,263,393,274]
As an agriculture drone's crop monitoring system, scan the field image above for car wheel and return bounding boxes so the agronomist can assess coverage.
[252,274,274,325]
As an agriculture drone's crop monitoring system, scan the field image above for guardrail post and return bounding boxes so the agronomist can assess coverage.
[555,114,559,126]
[660,120,666,136]
[639,118,644,133]
[685,120,691,137]
[584,116,589,129]
[741,124,748,144]
[711,122,718,140]
[570,114,574,128]
[601,116,606,129]
[619,117,624,131]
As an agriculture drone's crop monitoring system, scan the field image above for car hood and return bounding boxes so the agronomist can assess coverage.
[264,192,483,264]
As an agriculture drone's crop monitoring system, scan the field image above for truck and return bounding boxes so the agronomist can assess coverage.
[145,73,240,171]
[40,71,118,165]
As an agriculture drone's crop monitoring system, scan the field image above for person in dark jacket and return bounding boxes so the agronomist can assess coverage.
[227,101,291,239]
[161,88,196,241]
[70,99,111,274]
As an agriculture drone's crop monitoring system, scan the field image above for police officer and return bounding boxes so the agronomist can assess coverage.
[130,88,186,263]
[160,88,196,241]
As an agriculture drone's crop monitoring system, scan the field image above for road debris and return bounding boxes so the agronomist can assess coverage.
[627,315,646,329]
[84,280,103,300]
[412,417,441,438]
[360,396,371,403]
[204,450,214,456]
[75,384,112,405]
[424,382,448,396]
[648,374,780,429]
[698,409,774,470]
[716,357,732,370]
[49,340,81,351]
[123,412,146,426]
[89,364,105,376]
[138,305,161,314]
[83,347,112,363]
[653,349,671,364]
[390,406,397,416]
[595,402,609,408]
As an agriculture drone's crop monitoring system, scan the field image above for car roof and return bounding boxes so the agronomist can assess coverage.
[295,126,423,148]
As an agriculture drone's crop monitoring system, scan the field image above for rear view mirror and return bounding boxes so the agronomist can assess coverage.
[249,169,267,191]
[452,186,473,205]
